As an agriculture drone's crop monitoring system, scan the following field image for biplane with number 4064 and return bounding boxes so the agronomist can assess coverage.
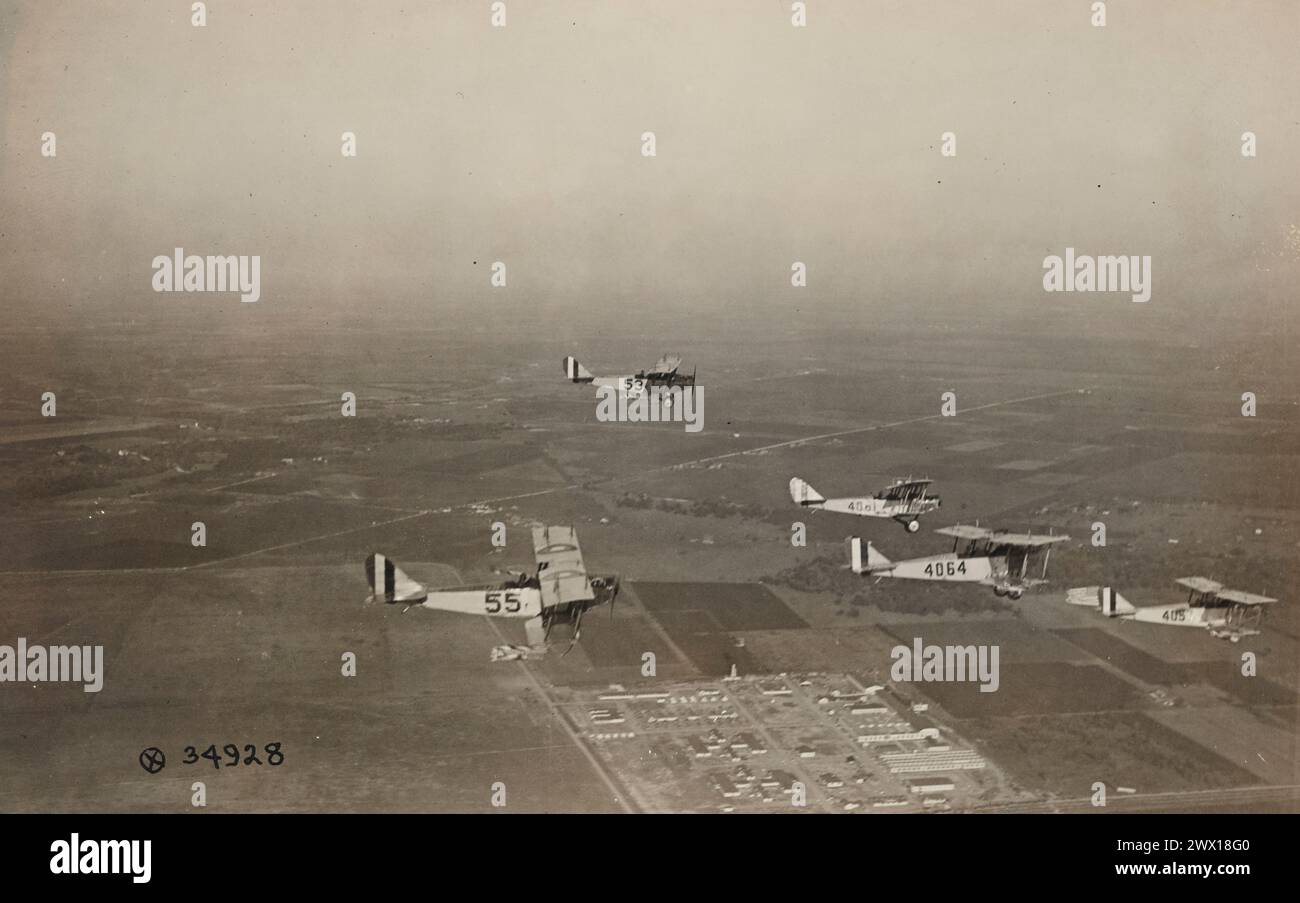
[848,524,1070,598]
[365,526,619,661]
[790,476,941,532]
[563,353,696,399]
[1067,579,1280,642]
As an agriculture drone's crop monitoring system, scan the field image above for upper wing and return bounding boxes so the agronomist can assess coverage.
[938,525,1069,546]
[881,478,933,499]
[987,532,1071,548]
[532,525,594,608]
[935,524,994,540]
[1216,588,1279,606]
[648,354,682,376]
[1175,576,1224,595]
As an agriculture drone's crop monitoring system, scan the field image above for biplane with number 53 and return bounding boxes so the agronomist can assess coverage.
[1067,579,1279,642]
[563,353,696,399]
[366,525,619,660]
[848,524,1070,598]
[790,476,941,532]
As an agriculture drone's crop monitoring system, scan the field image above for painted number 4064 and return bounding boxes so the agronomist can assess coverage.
[923,561,967,578]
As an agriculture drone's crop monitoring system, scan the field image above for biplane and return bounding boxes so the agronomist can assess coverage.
[563,354,696,399]
[365,525,619,660]
[790,476,941,532]
[1067,579,1278,642]
[848,524,1070,598]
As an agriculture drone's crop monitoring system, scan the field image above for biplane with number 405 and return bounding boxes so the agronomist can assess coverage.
[790,476,941,532]
[366,526,619,661]
[563,353,696,399]
[1067,579,1280,642]
[848,524,1070,598]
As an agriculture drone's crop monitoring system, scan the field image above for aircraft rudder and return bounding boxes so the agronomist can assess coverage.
[365,552,390,599]
[563,356,595,382]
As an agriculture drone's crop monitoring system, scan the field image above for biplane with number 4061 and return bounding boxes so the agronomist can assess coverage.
[365,526,619,661]
[848,524,1070,598]
[563,353,696,399]
[790,476,941,532]
[1067,579,1280,642]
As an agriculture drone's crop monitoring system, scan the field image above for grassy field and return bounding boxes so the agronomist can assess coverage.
[1,307,1296,810]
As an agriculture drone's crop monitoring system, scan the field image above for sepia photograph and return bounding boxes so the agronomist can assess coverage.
[1,0,1296,886]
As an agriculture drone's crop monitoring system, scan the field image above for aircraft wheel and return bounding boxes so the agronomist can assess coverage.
[1008,589,1023,600]
[993,586,1007,597]
[905,520,920,533]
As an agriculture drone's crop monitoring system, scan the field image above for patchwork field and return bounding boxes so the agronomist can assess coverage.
[1,308,1296,811]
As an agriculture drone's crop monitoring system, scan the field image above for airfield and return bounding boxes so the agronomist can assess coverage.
[1,303,1297,813]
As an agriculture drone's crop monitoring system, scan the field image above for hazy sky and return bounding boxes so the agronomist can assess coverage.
[2,1,1297,329]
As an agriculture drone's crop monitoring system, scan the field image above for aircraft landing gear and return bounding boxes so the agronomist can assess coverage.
[561,606,586,658]
[905,519,920,533]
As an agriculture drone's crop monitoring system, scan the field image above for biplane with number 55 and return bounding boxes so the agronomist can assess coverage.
[365,525,619,660]
[1067,579,1279,642]
[563,353,696,399]
[848,524,1070,598]
[790,476,941,532]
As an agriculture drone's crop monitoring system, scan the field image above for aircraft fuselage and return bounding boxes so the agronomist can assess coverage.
[419,586,543,618]
[415,574,620,619]
[1126,603,1218,629]
[811,497,939,518]
[872,553,998,583]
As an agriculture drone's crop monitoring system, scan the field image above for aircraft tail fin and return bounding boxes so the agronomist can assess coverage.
[563,356,595,383]
[864,540,892,570]
[1099,586,1135,617]
[365,553,428,604]
[790,477,825,506]
[849,536,890,573]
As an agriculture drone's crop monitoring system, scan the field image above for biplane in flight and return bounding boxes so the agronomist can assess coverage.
[848,524,1070,598]
[563,353,696,399]
[365,525,619,660]
[790,476,941,532]
[1067,579,1279,642]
